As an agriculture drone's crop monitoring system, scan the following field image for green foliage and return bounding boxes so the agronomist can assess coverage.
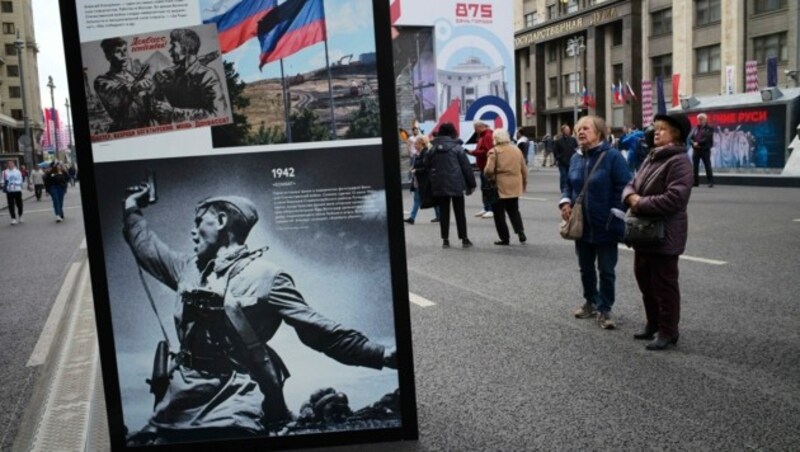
[248,121,286,145]
[211,61,252,147]
[346,98,381,139]
[290,108,329,142]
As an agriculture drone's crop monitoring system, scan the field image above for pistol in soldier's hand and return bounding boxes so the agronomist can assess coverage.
[124,183,152,210]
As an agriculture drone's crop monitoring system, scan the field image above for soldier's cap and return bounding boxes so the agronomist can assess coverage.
[196,196,259,230]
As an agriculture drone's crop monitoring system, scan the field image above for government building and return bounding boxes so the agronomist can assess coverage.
[513,0,800,137]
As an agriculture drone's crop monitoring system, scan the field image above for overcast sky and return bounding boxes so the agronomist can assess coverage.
[32,0,69,121]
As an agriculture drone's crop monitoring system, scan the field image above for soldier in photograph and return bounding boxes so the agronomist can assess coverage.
[94,37,153,132]
[122,188,397,445]
[151,28,228,123]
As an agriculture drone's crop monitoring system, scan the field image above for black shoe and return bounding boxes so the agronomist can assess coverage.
[404,218,414,225]
[693,183,700,187]
[645,333,679,350]
[633,325,657,340]
[442,239,450,248]
[431,218,439,223]
[462,238,473,248]
[494,240,509,245]
[518,232,527,243]
[708,183,714,188]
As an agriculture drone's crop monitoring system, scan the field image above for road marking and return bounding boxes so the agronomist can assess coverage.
[27,261,84,367]
[618,246,727,265]
[793,219,800,222]
[409,292,435,307]
[520,196,548,202]
[80,237,87,250]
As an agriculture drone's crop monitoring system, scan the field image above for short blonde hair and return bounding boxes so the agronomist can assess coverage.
[493,129,511,145]
[697,113,708,121]
[575,115,608,142]
[415,135,431,148]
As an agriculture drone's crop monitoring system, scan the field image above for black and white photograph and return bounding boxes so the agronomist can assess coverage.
[81,23,232,143]
[93,147,402,446]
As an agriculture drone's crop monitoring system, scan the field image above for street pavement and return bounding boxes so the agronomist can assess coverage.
[0,185,85,451]
[4,168,800,451]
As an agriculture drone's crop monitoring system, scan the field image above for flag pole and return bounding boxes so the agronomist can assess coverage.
[280,58,292,143]
[324,36,336,140]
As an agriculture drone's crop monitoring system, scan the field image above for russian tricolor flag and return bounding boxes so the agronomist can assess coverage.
[204,0,277,54]
[257,0,326,69]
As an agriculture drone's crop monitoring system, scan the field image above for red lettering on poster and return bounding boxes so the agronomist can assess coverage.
[455,3,492,18]
[689,109,769,126]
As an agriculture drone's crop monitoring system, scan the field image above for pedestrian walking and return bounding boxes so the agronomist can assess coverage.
[426,122,476,248]
[554,125,578,193]
[45,163,69,222]
[541,134,555,167]
[484,129,527,245]
[515,129,530,164]
[559,115,631,329]
[622,112,694,350]
[467,119,494,218]
[405,135,440,224]
[68,165,78,186]
[2,160,24,225]
[690,113,715,187]
[30,166,45,201]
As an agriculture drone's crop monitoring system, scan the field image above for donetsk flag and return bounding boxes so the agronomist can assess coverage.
[257,0,326,69]
[204,0,277,54]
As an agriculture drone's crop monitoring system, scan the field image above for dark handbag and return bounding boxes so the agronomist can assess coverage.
[484,147,501,205]
[623,213,665,245]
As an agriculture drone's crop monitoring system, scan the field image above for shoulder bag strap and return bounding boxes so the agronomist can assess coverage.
[576,151,606,203]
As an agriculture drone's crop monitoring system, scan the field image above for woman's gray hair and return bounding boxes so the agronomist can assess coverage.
[493,129,512,146]
[575,115,608,142]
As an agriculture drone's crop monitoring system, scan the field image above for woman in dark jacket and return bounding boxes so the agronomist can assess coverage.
[45,163,69,222]
[405,135,440,224]
[426,122,476,248]
[622,112,694,350]
[559,115,631,329]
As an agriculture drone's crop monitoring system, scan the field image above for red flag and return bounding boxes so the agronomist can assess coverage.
[390,0,401,39]
[431,98,461,137]
[672,74,681,107]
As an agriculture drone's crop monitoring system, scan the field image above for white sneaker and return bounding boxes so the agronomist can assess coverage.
[474,210,486,217]
[18,216,23,223]
[56,216,62,223]
[11,219,17,225]
[481,211,494,218]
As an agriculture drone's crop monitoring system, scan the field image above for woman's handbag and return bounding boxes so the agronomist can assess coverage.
[483,148,501,205]
[623,212,665,245]
[560,152,606,240]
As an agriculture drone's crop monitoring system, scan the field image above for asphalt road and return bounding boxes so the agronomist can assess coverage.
[324,167,800,451]
[0,185,85,451]
[4,169,800,451]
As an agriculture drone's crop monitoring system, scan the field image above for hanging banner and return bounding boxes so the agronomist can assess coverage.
[725,65,736,95]
[59,0,418,450]
[390,0,515,141]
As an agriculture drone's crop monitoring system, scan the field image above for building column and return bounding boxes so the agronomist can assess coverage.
[586,25,604,117]
[720,0,745,93]
[671,0,694,96]
[623,2,643,127]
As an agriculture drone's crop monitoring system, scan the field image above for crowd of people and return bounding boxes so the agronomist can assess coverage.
[2,159,77,225]
[404,111,695,351]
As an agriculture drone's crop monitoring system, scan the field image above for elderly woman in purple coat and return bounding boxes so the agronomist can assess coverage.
[623,112,694,351]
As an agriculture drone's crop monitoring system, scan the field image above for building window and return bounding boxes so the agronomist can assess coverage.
[754,0,786,14]
[652,54,673,78]
[695,0,721,26]
[563,73,579,95]
[696,45,721,73]
[524,13,536,28]
[9,86,21,98]
[7,65,18,77]
[611,22,623,46]
[11,109,23,120]
[548,44,558,62]
[2,22,15,35]
[524,48,531,68]
[753,33,788,64]
[612,64,623,85]
[5,43,16,56]
[549,77,558,97]
[651,9,672,36]
[560,0,578,15]
[1,2,12,13]
[547,5,556,20]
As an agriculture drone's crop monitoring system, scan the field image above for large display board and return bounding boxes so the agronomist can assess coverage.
[59,1,417,449]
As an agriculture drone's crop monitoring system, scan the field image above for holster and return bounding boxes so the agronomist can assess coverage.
[224,302,292,427]
[145,340,170,409]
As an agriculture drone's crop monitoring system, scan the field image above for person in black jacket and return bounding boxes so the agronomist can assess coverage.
[690,113,714,187]
[44,163,69,222]
[554,124,578,192]
[426,122,476,248]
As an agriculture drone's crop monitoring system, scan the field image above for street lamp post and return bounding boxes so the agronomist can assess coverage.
[566,36,585,127]
[47,76,58,161]
[14,32,36,166]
